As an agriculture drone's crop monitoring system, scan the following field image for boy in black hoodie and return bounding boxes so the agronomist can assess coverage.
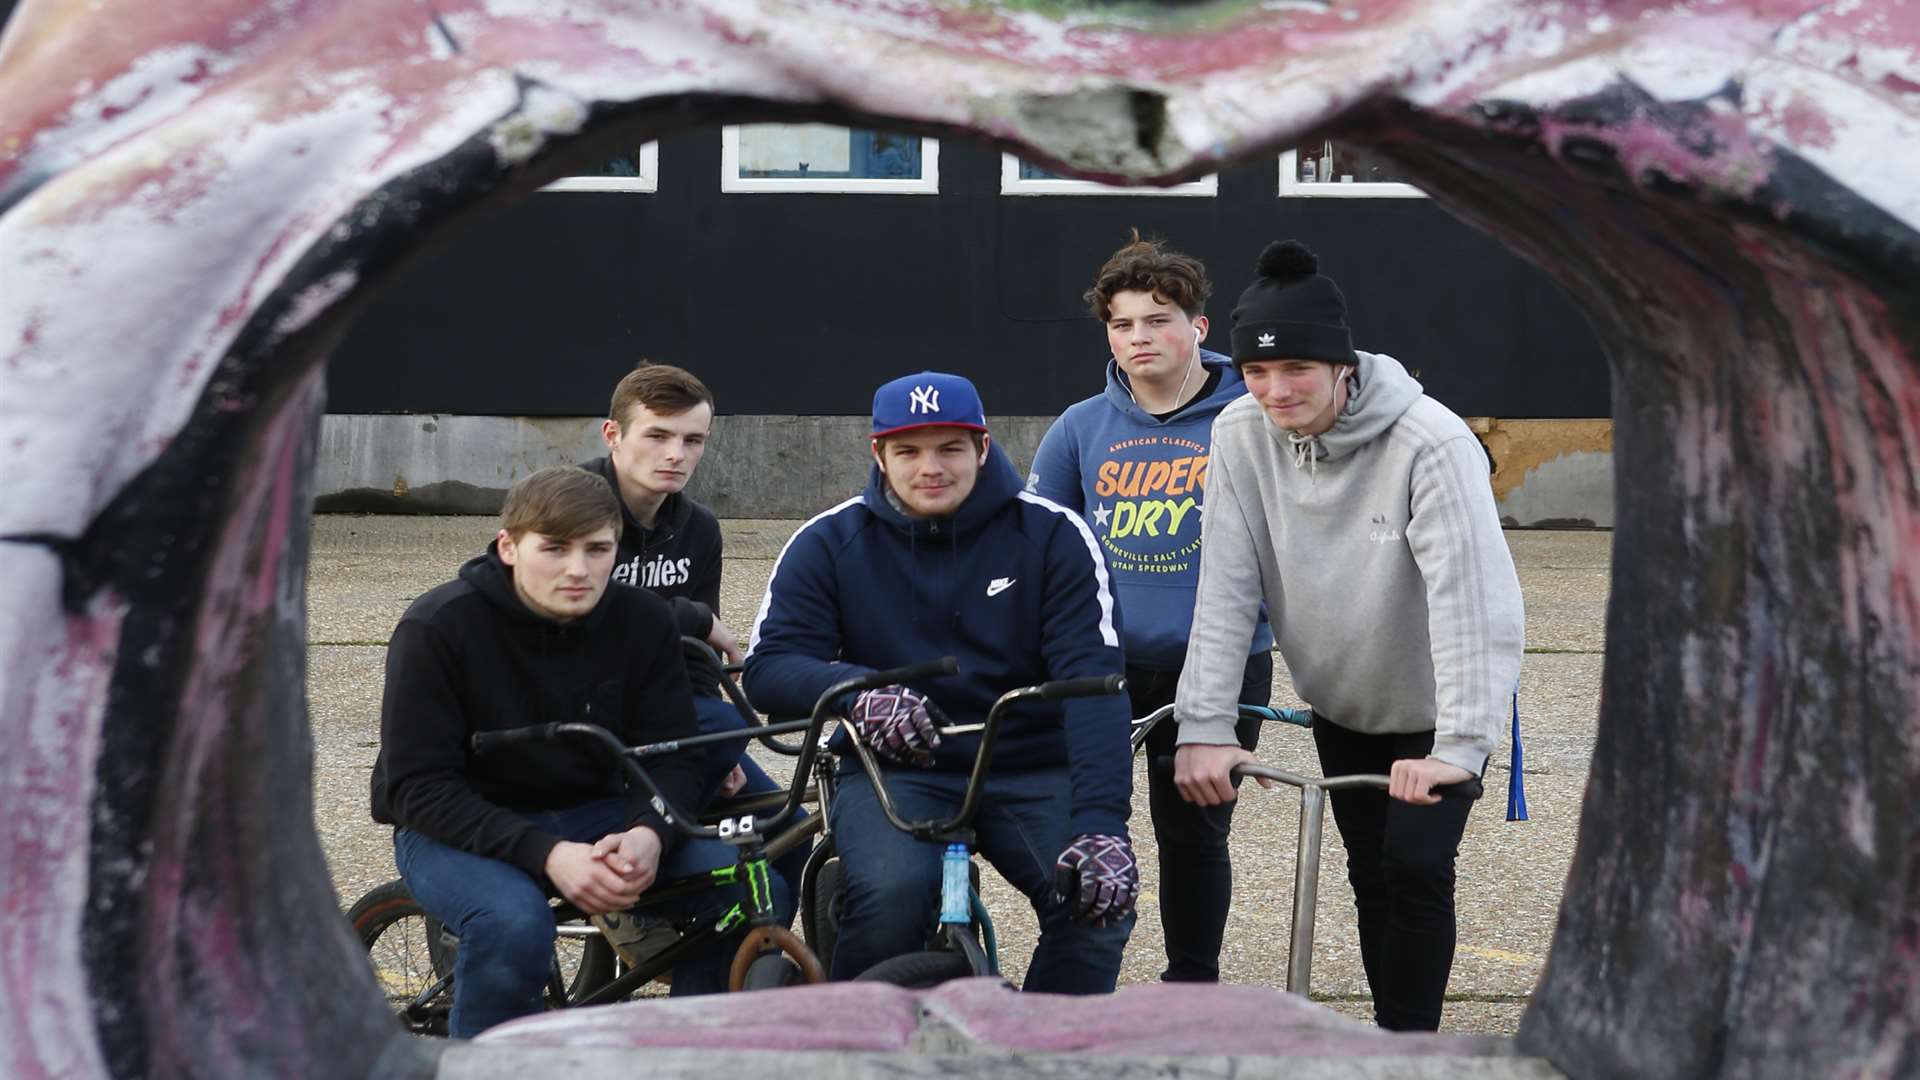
[579,362,809,910]
[370,466,786,1037]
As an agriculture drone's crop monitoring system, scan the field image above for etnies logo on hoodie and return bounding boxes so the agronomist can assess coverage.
[614,554,692,589]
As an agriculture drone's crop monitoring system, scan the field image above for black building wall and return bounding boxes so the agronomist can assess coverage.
[329,129,1610,419]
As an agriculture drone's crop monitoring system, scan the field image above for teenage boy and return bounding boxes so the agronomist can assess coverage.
[1027,230,1274,984]
[582,362,738,671]
[743,372,1139,993]
[370,466,787,1038]
[1173,241,1525,1031]
[580,362,806,955]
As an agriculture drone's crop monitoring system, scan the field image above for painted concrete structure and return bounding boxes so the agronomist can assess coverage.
[2,2,1916,1079]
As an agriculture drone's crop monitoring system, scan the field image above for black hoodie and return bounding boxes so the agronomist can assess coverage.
[580,455,723,641]
[369,543,708,877]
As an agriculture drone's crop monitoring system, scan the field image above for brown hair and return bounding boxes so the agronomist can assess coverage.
[499,466,623,543]
[609,361,715,430]
[1082,228,1212,322]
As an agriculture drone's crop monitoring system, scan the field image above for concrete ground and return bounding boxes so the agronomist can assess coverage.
[310,516,1608,1037]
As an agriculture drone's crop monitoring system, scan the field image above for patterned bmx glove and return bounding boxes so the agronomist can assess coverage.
[1053,833,1140,925]
[848,684,944,767]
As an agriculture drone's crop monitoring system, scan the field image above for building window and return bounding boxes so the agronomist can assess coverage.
[1278,142,1426,199]
[543,143,658,193]
[720,124,939,194]
[999,155,1217,196]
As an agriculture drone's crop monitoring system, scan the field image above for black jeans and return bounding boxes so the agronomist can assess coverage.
[1311,716,1476,1031]
[1133,651,1273,983]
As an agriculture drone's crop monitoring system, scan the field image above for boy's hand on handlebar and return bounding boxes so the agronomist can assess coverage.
[1053,833,1139,926]
[706,618,745,665]
[1389,757,1474,805]
[849,685,944,767]
[545,841,647,915]
[1174,744,1265,806]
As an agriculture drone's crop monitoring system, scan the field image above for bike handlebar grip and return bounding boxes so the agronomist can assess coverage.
[1432,776,1485,800]
[860,656,960,688]
[1039,674,1128,700]
[470,724,558,755]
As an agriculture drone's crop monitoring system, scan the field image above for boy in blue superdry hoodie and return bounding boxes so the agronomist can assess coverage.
[743,371,1137,993]
[1028,232,1274,984]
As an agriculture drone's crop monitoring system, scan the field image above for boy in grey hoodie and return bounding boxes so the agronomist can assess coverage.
[1173,241,1524,1031]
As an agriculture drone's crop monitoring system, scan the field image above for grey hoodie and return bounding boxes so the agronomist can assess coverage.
[1173,351,1524,775]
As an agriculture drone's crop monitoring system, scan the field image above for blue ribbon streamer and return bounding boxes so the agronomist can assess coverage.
[1507,688,1529,822]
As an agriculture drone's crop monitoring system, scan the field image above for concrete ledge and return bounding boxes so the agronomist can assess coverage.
[314,414,1613,526]
[440,1046,1564,1080]
[454,981,1562,1079]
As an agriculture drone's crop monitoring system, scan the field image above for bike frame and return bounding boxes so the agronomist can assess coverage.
[470,657,959,995]
[837,673,1125,977]
[1127,700,1480,997]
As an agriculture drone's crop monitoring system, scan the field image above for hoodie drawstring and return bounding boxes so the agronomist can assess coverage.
[1287,430,1320,481]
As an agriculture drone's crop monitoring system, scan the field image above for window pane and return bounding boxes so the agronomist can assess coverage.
[590,153,642,178]
[736,124,922,180]
[1292,140,1415,185]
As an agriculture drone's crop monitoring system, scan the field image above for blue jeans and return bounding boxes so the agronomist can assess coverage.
[693,695,811,897]
[827,765,1132,994]
[394,796,792,1037]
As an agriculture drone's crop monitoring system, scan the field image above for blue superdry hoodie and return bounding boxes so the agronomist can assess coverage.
[1028,350,1274,671]
[742,442,1134,838]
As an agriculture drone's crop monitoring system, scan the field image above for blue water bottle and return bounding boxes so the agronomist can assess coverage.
[939,843,971,925]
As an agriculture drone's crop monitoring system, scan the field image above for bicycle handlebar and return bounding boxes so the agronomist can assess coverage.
[851,672,1127,839]
[682,636,809,757]
[470,723,561,756]
[1039,673,1127,700]
[1230,762,1483,800]
[857,656,963,688]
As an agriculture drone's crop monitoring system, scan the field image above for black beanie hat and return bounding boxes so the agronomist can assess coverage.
[1230,240,1355,367]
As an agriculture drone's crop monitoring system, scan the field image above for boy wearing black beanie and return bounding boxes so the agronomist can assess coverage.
[1170,241,1525,1031]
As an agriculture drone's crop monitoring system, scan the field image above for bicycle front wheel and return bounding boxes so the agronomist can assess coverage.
[852,949,973,989]
[346,880,454,1036]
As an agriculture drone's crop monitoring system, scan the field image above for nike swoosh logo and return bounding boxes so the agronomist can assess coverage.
[986,578,1015,597]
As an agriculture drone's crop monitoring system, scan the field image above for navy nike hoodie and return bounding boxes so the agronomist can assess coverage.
[742,444,1133,838]
[370,543,709,876]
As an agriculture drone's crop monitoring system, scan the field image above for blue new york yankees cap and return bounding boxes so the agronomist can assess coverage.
[871,371,989,439]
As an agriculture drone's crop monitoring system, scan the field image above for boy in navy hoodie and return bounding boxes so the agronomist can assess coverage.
[1028,232,1274,984]
[743,372,1138,993]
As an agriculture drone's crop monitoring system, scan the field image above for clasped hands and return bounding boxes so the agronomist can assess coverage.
[544,825,664,916]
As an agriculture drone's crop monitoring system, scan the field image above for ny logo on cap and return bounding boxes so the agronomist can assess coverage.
[909,384,942,414]
[1257,332,1276,348]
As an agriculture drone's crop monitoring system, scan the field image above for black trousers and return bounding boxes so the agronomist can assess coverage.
[1133,651,1273,983]
[1311,716,1476,1031]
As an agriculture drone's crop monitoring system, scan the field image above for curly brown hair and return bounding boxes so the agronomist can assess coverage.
[1083,228,1212,322]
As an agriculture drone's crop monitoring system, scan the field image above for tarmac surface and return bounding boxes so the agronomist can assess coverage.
[311,515,1609,1037]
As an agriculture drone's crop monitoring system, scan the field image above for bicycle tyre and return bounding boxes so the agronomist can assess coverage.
[741,951,803,990]
[346,880,454,1036]
[566,934,621,1004]
[802,854,844,972]
[852,949,973,989]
